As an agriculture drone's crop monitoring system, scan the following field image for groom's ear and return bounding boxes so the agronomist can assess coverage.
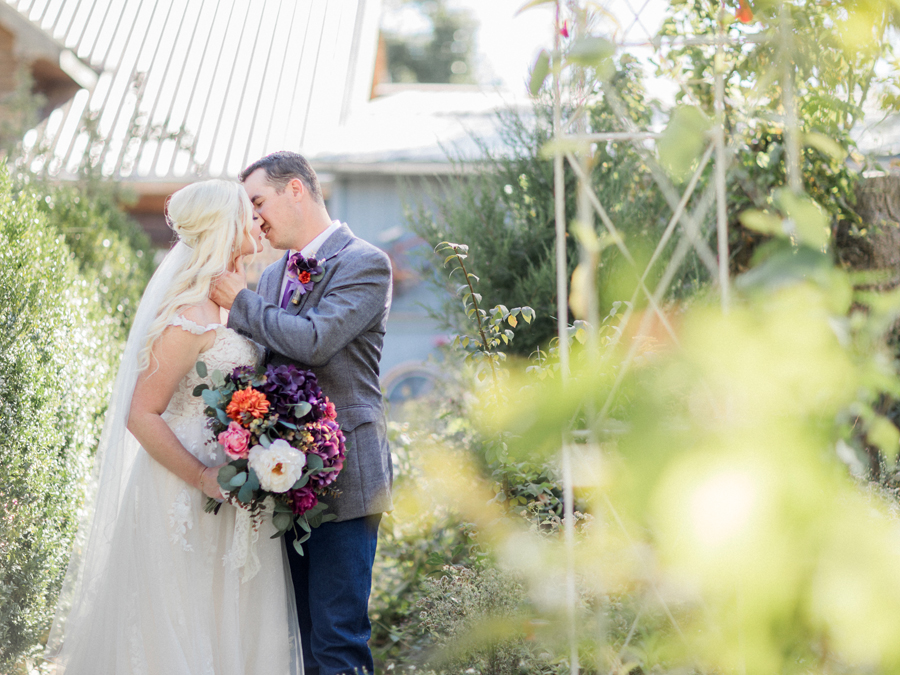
[288,178,306,201]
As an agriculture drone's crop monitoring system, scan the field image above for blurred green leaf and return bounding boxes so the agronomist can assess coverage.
[740,209,784,236]
[566,37,615,73]
[658,105,712,183]
[804,132,847,161]
[869,416,900,464]
[776,189,830,248]
[529,49,551,97]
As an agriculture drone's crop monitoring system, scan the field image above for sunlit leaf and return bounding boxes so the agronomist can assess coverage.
[776,189,830,248]
[658,105,712,183]
[566,36,615,73]
[516,0,554,15]
[740,209,784,236]
[868,416,900,464]
[530,49,551,97]
[804,132,846,162]
[539,137,591,159]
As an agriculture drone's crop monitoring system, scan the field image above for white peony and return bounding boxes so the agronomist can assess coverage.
[248,439,307,493]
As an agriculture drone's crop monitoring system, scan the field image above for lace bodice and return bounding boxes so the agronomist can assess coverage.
[163,315,263,425]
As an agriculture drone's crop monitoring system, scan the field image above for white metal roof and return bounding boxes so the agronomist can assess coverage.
[308,84,532,175]
[8,0,382,182]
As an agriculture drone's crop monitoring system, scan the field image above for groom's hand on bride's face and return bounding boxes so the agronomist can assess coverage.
[211,266,246,310]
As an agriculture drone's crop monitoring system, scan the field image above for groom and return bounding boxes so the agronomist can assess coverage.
[211,151,393,675]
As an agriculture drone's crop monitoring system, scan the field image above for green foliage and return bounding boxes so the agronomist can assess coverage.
[410,57,675,356]
[27,182,153,336]
[383,0,477,84]
[0,168,127,670]
[416,565,550,675]
[0,68,45,158]
[656,0,900,270]
[371,421,482,668]
[435,241,534,383]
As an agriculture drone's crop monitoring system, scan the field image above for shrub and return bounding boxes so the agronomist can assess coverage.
[371,421,481,668]
[407,56,677,357]
[29,182,153,337]
[0,170,145,670]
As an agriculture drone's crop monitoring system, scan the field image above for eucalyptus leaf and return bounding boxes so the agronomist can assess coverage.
[237,482,254,504]
[259,433,271,448]
[306,453,324,472]
[192,384,209,397]
[217,464,238,489]
[211,370,226,388]
[272,512,293,532]
[292,474,310,490]
[295,402,312,418]
[246,469,260,492]
[228,472,247,488]
[195,361,208,378]
[292,540,305,556]
[201,389,221,407]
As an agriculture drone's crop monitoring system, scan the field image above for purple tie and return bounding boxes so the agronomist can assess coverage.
[280,281,297,309]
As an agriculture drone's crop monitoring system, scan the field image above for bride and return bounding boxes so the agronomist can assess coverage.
[45,180,303,674]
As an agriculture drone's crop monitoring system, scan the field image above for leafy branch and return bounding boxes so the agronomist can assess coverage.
[435,241,535,385]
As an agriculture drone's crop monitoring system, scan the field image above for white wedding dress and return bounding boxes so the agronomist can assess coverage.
[47,308,303,673]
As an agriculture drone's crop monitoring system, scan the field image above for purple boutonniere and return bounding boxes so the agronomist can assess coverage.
[288,253,325,292]
[284,253,326,306]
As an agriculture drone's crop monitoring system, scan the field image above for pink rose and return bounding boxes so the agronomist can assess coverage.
[218,422,251,459]
[324,399,336,420]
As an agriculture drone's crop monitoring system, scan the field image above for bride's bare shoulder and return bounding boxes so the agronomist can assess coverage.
[176,300,222,329]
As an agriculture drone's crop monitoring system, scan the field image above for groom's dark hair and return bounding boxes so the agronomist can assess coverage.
[241,151,324,204]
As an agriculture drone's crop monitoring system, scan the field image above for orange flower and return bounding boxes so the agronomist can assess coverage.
[226,387,270,422]
[298,270,312,284]
[736,0,753,24]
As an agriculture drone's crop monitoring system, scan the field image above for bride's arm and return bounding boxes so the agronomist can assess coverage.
[127,323,223,500]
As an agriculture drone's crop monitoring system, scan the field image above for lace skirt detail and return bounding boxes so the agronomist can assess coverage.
[52,416,302,675]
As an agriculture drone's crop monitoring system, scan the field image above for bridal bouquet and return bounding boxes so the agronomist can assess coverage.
[193,361,345,554]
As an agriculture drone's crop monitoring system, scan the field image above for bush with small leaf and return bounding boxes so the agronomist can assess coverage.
[0,171,150,671]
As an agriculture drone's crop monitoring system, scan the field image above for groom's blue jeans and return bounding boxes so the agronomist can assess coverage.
[288,513,381,675]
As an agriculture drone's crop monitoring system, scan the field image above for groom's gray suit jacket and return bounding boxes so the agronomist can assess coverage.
[228,224,393,521]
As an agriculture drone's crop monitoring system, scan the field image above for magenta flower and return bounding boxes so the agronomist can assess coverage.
[290,486,319,515]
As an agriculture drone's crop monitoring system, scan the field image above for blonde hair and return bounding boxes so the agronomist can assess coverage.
[138,180,257,371]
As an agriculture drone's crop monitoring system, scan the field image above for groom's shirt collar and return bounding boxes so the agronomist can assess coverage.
[279,220,343,299]
[300,220,342,259]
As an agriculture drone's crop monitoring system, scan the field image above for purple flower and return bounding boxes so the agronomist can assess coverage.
[305,418,345,488]
[259,364,325,422]
[230,365,257,384]
[286,253,324,296]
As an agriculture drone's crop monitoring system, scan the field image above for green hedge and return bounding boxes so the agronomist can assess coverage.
[0,170,150,670]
